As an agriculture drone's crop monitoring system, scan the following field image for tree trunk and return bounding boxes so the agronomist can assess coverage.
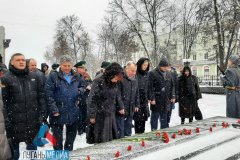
[213,0,225,70]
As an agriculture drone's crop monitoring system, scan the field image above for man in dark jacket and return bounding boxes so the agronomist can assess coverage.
[1,53,47,160]
[148,58,175,130]
[95,61,111,77]
[220,55,240,118]
[167,66,178,124]
[74,61,91,135]
[27,58,46,83]
[117,61,140,138]
[45,55,86,151]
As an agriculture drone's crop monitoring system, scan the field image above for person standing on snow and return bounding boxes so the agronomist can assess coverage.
[133,58,150,134]
[1,53,47,160]
[74,61,91,135]
[45,55,85,151]
[116,61,140,138]
[148,58,175,130]
[178,66,202,124]
[87,62,124,143]
[0,64,12,160]
[220,55,240,118]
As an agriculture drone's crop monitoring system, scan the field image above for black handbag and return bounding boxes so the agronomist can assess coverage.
[195,103,203,120]
[86,123,95,144]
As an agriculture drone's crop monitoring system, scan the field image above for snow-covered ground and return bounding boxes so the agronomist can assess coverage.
[19,94,227,158]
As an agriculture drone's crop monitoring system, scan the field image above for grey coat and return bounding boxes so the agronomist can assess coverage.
[221,65,240,118]
[0,84,12,160]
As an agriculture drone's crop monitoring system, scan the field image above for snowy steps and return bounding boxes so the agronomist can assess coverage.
[70,116,240,160]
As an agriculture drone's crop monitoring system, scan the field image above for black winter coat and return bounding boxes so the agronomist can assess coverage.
[118,74,140,117]
[87,75,124,143]
[133,57,150,122]
[1,65,47,143]
[148,68,175,112]
[178,75,202,118]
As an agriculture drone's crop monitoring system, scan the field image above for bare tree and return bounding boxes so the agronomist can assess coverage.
[97,14,139,65]
[56,15,87,62]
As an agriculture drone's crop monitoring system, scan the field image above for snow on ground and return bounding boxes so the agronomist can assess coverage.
[133,128,240,160]
[19,94,227,157]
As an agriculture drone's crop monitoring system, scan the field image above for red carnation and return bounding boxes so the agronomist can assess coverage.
[210,127,213,132]
[225,123,229,128]
[183,128,188,135]
[178,130,183,135]
[162,132,170,143]
[196,127,200,133]
[87,155,91,160]
[141,140,145,147]
[156,131,161,137]
[188,129,192,135]
[115,151,120,157]
[127,145,132,151]
[172,133,176,139]
[222,122,226,128]
[213,123,217,127]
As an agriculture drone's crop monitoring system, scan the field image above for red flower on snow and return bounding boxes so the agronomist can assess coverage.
[115,151,120,157]
[210,127,213,132]
[127,145,132,151]
[183,128,188,135]
[178,130,183,135]
[162,132,170,143]
[188,129,192,135]
[213,123,217,127]
[196,127,200,133]
[172,133,176,139]
[87,155,91,160]
[237,120,240,124]
[141,140,145,147]
[156,131,161,137]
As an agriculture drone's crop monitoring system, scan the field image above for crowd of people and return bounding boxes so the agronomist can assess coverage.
[0,52,240,160]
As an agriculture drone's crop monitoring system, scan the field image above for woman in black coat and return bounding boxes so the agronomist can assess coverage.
[87,62,124,143]
[178,66,202,124]
[133,58,150,134]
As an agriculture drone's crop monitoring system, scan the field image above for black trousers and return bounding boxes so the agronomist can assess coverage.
[134,120,146,134]
[51,122,77,151]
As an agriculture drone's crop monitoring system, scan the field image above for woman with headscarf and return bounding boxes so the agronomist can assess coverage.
[87,62,124,143]
[178,66,202,124]
[133,58,150,134]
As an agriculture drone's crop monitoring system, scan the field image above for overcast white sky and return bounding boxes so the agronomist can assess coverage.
[0,0,110,67]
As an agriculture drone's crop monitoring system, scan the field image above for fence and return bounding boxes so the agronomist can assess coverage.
[198,75,222,86]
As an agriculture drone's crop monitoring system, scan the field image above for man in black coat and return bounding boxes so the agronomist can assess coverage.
[74,61,91,135]
[148,58,175,130]
[1,53,47,160]
[117,61,140,138]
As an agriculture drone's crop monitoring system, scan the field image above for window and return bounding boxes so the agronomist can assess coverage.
[193,54,197,60]
[204,52,208,60]
[192,66,197,76]
[204,66,210,76]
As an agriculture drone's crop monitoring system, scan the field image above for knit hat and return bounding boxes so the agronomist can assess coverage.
[229,55,240,65]
[74,61,86,68]
[101,61,111,69]
[159,58,170,67]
